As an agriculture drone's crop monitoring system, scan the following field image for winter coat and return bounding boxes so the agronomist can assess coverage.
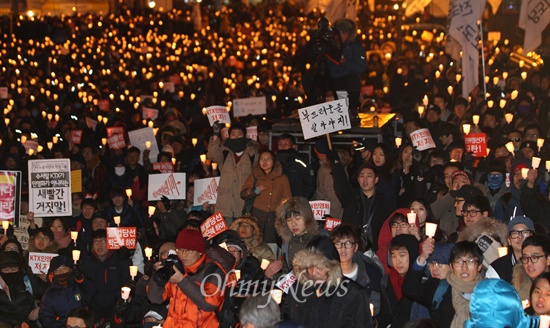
[0,276,39,328]
[520,183,550,230]
[512,263,533,301]
[402,266,454,328]
[350,252,384,316]
[494,165,526,222]
[431,192,459,236]
[241,161,291,214]
[286,247,373,328]
[39,280,84,328]
[104,203,143,228]
[229,216,276,262]
[487,248,516,283]
[277,149,316,199]
[207,138,259,218]
[151,207,187,241]
[457,217,508,269]
[315,158,344,218]
[80,250,132,320]
[147,254,225,328]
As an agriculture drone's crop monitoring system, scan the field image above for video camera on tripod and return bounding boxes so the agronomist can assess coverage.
[311,17,342,63]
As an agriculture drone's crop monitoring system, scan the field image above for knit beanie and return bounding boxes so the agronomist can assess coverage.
[176,229,205,254]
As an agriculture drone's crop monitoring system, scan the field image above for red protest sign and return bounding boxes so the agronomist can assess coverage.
[324,217,342,231]
[107,126,125,137]
[106,227,137,250]
[108,134,126,150]
[361,85,374,97]
[98,100,110,112]
[200,212,227,240]
[71,130,83,144]
[152,162,174,173]
[464,133,487,157]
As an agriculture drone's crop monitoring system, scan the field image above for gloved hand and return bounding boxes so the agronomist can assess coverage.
[212,120,221,136]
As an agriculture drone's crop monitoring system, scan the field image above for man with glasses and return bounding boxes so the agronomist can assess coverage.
[512,235,550,300]
[486,216,535,282]
[79,229,132,327]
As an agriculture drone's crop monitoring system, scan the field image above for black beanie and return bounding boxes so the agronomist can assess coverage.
[306,235,340,262]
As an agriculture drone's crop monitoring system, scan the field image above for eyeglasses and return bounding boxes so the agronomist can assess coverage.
[334,241,356,249]
[93,239,106,245]
[390,222,409,229]
[520,255,546,264]
[176,248,195,254]
[260,157,273,162]
[462,209,481,217]
[509,230,532,239]
[428,262,448,267]
[452,258,479,267]
[508,138,521,142]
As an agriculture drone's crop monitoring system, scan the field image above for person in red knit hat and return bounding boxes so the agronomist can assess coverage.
[147,229,226,328]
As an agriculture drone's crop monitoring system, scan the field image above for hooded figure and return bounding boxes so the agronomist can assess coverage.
[39,255,85,328]
[229,216,276,262]
[457,217,508,269]
[494,161,528,222]
[465,279,539,327]
[287,235,374,328]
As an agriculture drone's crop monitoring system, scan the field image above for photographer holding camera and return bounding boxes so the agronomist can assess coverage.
[329,18,367,121]
[147,229,227,328]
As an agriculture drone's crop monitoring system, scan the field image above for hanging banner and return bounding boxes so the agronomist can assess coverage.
[28,159,72,217]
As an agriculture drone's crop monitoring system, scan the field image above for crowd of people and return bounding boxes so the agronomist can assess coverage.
[0,0,549,327]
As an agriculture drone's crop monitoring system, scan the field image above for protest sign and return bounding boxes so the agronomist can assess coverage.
[464,133,487,157]
[276,271,297,294]
[13,214,42,250]
[410,128,436,151]
[108,133,127,150]
[71,170,82,193]
[205,105,231,126]
[309,200,331,221]
[361,85,374,98]
[246,126,257,141]
[0,171,21,225]
[152,162,174,173]
[128,127,159,164]
[200,212,227,240]
[298,98,351,140]
[324,217,342,231]
[194,177,220,206]
[85,117,98,131]
[23,140,38,154]
[0,87,8,99]
[98,99,110,112]
[163,82,175,93]
[148,172,186,201]
[168,74,181,85]
[142,107,159,120]
[71,129,83,144]
[28,159,71,217]
[106,227,137,250]
[29,252,58,274]
[107,126,125,137]
[233,96,267,117]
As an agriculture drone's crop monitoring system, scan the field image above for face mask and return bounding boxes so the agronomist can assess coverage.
[224,137,248,153]
[487,173,504,190]
[115,166,126,176]
[277,149,293,162]
[0,271,23,286]
[53,271,73,286]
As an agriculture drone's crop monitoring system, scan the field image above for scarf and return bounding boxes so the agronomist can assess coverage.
[224,137,249,153]
[447,271,482,328]
[53,230,73,249]
[389,268,405,301]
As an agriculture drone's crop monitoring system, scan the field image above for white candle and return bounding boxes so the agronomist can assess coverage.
[546,161,550,172]
[121,286,131,300]
[192,138,198,146]
[114,216,121,226]
[505,113,513,124]
[235,269,241,280]
[422,95,429,106]
[145,247,153,260]
[505,142,515,154]
[101,138,107,145]
[145,141,151,149]
[462,124,471,135]
[407,212,416,224]
[447,85,453,95]
[71,231,78,243]
[200,154,207,163]
[370,303,374,316]
[125,188,132,197]
[487,100,494,108]
[212,162,218,171]
[395,137,402,148]
[417,106,424,117]
[261,259,270,270]
[521,168,529,179]
[148,206,156,216]
[498,247,508,257]
[538,138,545,150]
[1,220,9,233]
[171,157,176,165]
[271,289,283,304]
[47,141,53,150]
[472,115,479,125]
[129,266,138,279]
[72,250,81,264]
[219,242,228,251]
[532,157,541,169]
[539,314,550,327]
[425,222,438,238]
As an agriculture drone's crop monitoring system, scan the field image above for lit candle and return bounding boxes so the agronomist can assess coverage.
[532,157,541,169]
[521,168,529,179]
[235,269,241,280]
[498,247,508,257]
[462,124,471,135]
[145,247,153,260]
[145,141,151,149]
[114,216,121,226]
[417,106,424,117]
[125,188,132,197]
[456,74,462,82]
[261,259,270,270]
[129,266,138,280]
[472,115,479,125]
[200,154,206,163]
[487,100,494,108]
[21,135,27,144]
[171,157,176,165]
[502,71,508,80]
[511,90,519,100]
[425,222,438,238]
[538,138,545,150]
[47,142,53,150]
[505,113,514,124]
[486,148,490,157]
[219,242,228,251]
[71,231,78,243]
[500,99,507,108]
[72,249,81,264]
[407,212,416,224]
[370,303,374,316]
[271,289,283,304]
[121,286,131,301]
[505,142,515,154]
[148,206,156,216]
[521,71,527,80]
[148,121,154,128]
[546,161,550,172]
[1,220,9,234]
[101,138,107,146]
[192,138,198,146]
[447,85,453,95]
[212,162,218,171]
[422,95,429,106]
[395,137,402,148]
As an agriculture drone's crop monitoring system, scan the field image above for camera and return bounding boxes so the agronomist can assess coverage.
[156,251,183,281]
[311,17,341,61]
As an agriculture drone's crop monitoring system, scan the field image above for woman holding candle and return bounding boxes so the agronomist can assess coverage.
[241,150,291,244]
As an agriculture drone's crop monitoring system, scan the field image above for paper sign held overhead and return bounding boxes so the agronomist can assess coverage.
[309,200,331,221]
[410,128,436,151]
[108,133,127,150]
[200,212,227,240]
[106,227,137,250]
[128,127,159,164]
[28,159,72,217]
[298,98,351,140]
[246,126,258,141]
[163,82,175,93]
[233,96,267,117]
[85,117,98,131]
[71,130,83,144]
[148,172,186,201]
[142,107,159,120]
[464,133,487,157]
[98,99,110,112]
[0,87,8,99]
[107,126,125,137]
[194,177,220,206]
[205,105,231,126]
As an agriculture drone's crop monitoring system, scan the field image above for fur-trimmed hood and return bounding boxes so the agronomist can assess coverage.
[292,248,342,288]
[275,197,319,243]
[229,216,264,249]
[511,263,532,301]
[457,217,508,246]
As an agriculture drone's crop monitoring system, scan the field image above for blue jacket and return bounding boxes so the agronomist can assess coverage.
[39,281,84,328]
[328,40,366,79]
